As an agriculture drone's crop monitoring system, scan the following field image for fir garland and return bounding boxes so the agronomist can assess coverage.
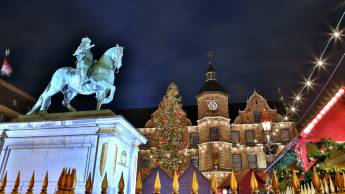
[308,138,345,164]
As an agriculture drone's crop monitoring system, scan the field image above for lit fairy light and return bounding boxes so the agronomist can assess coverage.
[284,116,289,120]
[316,59,324,67]
[332,30,341,39]
[291,106,296,112]
[294,94,302,102]
[305,79,313,88]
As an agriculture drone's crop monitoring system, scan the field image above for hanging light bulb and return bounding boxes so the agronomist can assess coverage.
[332,30,341,39]
[291,106,296,112]
[305,79,313,88]
[294,94,302,102]
[316,59,325,67]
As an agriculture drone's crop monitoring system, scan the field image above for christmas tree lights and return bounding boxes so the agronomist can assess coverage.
[150,83,189,175]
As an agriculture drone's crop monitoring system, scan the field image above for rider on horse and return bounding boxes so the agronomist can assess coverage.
[73,37,95,84]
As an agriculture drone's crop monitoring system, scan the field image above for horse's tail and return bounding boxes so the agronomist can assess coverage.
[26,82,51,115]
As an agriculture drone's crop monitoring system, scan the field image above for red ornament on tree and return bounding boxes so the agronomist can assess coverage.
[1,49,13,76]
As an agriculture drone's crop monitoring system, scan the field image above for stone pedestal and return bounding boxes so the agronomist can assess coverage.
[0,110,147,194]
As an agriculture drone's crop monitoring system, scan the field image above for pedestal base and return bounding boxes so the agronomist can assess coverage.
[0,110,147,194]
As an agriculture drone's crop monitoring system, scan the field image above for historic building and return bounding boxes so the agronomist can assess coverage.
[136,62,297,181]
[0,79,35,121]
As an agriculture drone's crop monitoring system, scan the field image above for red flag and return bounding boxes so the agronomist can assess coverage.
[1,58,13,76]
[1,49,12,76]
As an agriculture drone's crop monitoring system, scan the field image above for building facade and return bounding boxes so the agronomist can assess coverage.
[0,79,35,121]
[138,63,297,181]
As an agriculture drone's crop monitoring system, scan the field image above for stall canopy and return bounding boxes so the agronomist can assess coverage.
[142,167,172,194]
[218,169,266,193]
[179,165,211,194]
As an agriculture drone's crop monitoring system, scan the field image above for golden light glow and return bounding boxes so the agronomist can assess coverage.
[294,94,302,102]
[316,59,325,67]
[291,107,296,112]
[333,30,341,39]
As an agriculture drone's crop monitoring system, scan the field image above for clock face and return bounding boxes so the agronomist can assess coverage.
[208,101,218,110]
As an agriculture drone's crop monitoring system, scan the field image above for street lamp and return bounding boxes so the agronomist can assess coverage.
[261,111,278,157]
[261,111,278,194]
[261,112,272,143]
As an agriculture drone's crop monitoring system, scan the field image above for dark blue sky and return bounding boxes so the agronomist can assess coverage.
[0,1,344,114]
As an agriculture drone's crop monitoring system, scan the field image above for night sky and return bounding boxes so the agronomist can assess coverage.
[1,1,345,118]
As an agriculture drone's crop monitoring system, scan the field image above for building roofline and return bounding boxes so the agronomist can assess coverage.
[0,79,36,102]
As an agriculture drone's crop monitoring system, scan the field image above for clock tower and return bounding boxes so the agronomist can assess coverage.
[196,54,229,119]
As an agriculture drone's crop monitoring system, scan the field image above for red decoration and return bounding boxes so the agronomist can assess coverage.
[1,58,12,76]
[293,87,345,171]
[261,111,271,122]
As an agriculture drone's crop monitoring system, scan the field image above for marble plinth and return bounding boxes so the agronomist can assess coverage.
[0,110,147,194]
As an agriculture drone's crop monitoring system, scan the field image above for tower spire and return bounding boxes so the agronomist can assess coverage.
[206,50,216,81]
[208,50,213,65]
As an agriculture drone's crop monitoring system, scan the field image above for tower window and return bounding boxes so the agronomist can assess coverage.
[231,131,240,144]
[245,130,255,145]
[190,132,199,146]
[210,128,220,141]
[254,112,262,123]
[247,153,258,169]
[232,154,242,171]
[190,155,199,168]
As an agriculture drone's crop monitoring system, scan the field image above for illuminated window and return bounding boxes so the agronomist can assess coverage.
[232,154,242,171]
[210,128,220,141]
[280,128,290,143]
[254,112,262,123]
[231,131,240,144]
[247,153,257,169]
[190,132,199,146]
[245,130,255,144]
[191,155,199,168]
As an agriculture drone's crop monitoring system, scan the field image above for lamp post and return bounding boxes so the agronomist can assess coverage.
[261,111,278,194]
[261,112,272,144]
[261,111,278,160]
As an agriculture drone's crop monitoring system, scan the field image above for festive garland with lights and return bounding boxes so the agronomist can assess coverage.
[308,138,345,164]
[270,138,345,184]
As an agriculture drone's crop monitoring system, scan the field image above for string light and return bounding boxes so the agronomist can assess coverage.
[294,94,302,102]
[316,59,325,67]
[305,79,312,88]
[291,106,296,113]
[332,29,341,39]
[285,11,345,121]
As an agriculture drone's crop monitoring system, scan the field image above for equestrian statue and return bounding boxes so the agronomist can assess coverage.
[27,37,124,115]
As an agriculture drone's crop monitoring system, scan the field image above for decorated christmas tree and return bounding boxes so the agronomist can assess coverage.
[150,83,190,175]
